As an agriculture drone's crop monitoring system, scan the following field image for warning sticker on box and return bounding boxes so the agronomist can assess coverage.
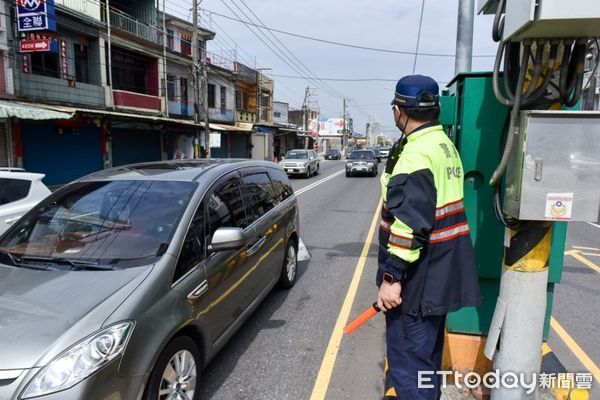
[545,192,573,220]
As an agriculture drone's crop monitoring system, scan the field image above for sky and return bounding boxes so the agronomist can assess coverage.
[165,0,500,138]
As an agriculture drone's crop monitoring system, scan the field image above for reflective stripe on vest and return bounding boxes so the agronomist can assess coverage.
[430,222,470,243]
[388,234,412,249]
[435,199,465,220]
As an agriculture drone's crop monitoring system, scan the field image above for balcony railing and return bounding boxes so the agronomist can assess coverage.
[206,51,235,72]
[113,90,161,112]
[236,110,256,124]
[168,101,193,117]
[110,9,160,45]
[209,108,234,123]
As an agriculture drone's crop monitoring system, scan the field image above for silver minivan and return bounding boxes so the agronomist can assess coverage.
[0,160,299,400]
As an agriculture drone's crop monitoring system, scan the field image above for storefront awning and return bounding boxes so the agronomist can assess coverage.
[27,103,200,127]
[234,122,254,131]
[21,103,257,132]
[0,100,73,120]
[210,123,253,132]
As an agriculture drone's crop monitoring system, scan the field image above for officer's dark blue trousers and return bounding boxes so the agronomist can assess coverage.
[384,308,446,400]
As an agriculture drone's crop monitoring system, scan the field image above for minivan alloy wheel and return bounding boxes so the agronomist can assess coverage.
[286,244,297,282]
[279,240,298,288]
[159,349,197,400]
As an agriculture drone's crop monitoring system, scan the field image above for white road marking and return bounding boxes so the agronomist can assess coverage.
[587,222,600,229]
[294,170,345,196]
[297,239,311,261]
[294,169,345,262]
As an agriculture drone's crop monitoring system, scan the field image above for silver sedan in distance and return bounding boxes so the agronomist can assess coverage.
[0,160,299,400]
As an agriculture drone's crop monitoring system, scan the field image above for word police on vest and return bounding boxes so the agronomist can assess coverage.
[447,166,462,179]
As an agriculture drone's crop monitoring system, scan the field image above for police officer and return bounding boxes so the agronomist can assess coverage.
[377,75,480,399]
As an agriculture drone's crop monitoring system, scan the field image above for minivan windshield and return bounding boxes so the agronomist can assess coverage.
[349,151,375,160]
[285,151,308,159]
[0,180,196,269]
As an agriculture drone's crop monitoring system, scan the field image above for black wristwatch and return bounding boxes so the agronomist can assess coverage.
[382,272,396,285]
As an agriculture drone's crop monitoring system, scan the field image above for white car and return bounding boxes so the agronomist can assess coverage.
[281,149,320,178]
[379,147,391,158]
[0,169,51,234]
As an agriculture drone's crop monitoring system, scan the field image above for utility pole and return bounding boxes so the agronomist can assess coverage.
[192,0,201,158]
[342,98,349,156]
[161,0,168,118]
[199,1,210,158]
[302,87,310,150]
[105,0,113,101]
[455,0,474,75]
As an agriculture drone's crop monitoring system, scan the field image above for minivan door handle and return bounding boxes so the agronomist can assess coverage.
[187,280,208,300]
[246,236,266,256]
[5,216,21,225]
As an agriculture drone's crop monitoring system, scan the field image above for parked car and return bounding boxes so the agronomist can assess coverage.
[346,150,378,177]
[379,147,391,158]
[325,149,342,160]
[0,170,51,234]
[281,149,320,178]
[0,160,299,400]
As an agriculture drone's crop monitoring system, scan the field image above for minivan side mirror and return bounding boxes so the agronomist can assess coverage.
[208,227,247,252]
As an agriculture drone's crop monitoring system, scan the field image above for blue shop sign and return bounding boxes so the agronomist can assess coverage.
[16,0,56,32]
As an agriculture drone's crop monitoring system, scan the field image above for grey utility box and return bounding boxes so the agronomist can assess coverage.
[504,111,600,222]
[478,0,600,41]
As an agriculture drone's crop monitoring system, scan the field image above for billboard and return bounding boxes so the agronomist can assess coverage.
[318,118,353,136]
[16,0,57,32]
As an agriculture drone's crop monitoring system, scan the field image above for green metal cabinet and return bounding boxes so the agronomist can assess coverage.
[441,72,566,339]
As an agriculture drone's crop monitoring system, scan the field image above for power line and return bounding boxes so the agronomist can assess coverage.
[218,0,342,99]
[204,9,496,58]
[271,74,398,82]
[233,0,347,99]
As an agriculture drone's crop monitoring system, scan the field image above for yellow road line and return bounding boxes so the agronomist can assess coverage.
[572,245,600,251]
[309,198,382,400]
[551,317,600,383]
[564,250,600,274]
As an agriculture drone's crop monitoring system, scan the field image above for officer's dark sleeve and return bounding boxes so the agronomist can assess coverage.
[383,153,436,280]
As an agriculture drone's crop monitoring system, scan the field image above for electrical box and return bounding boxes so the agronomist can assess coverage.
[478,0,600,40]
[504,111,600,222]
[442,73,567,338]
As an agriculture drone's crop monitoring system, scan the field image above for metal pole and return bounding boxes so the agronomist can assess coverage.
[106,0,113,90]
[192,0,200,158]
[198,0,210,158]
[412,0,425,74]
[485,224,552,400]
[342,98,347,156]
[162,0,169,118]
[455,0,474,75]
[303,87,309,150]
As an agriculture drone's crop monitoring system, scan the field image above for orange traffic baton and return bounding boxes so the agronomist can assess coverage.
[343,302,381,335]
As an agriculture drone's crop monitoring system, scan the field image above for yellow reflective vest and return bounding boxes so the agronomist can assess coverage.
[377,123,480,316]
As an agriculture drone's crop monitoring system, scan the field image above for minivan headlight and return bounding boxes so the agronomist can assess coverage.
[22,322,135,399]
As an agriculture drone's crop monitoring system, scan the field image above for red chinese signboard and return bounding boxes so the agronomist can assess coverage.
[19,39,56,52]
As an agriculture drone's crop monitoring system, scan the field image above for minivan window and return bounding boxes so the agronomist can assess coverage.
[207,176,247,239]
[268,169,293,202]
[0,178,31,205]
[175,201,206,282]
[242,172,277,223]
[0,180,196,268]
